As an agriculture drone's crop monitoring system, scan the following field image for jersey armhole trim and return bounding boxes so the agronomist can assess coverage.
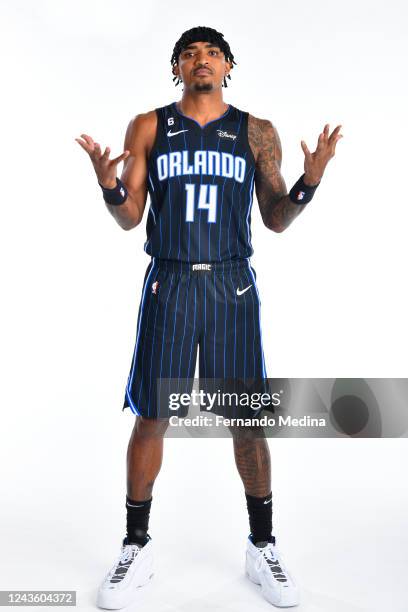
[148,108,161,163]
[244,111,257,168]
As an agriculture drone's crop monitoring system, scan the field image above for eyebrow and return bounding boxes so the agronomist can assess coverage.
[182,44,221,51]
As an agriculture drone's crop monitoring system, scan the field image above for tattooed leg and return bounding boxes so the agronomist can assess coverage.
[229,424,271,496]
[229,424,273,543]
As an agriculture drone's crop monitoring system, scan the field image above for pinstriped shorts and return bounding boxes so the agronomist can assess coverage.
[122,257,268,418]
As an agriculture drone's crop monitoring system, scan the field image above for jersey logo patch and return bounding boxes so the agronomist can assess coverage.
[152,281,159,294]
[167,129,189,137]
[192,263,212,271]
[236,284,252,296]
[217,129,237,141]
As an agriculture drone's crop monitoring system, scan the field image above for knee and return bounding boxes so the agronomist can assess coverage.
[228,424,265,442]
[135,416,170,438]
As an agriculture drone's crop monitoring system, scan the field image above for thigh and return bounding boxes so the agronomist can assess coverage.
[199,264,267,380]
[198,264,268,419]
[124,264,199,418]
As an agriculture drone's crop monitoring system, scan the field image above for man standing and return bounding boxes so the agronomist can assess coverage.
[76,26,342,610]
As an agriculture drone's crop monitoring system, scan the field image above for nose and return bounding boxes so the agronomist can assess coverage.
[194,51,209,65]
[194,60,211,73]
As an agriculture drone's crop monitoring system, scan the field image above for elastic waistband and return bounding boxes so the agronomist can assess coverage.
[150,257,252,273]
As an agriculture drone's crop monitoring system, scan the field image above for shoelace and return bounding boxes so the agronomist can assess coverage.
[255,544,288,583]
[108,544,141,584]
[119,545,139,564]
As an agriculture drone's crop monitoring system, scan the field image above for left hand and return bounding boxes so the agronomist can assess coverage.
[301,124,343,186]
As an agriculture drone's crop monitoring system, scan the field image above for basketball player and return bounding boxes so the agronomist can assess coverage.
[76,26,342,609]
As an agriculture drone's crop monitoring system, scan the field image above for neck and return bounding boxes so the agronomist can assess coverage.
[177,92,228,123]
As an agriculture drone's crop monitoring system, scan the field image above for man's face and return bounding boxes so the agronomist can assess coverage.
[173,40,231,92]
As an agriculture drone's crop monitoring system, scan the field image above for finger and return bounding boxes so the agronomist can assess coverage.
[323,124,330,140]
[301,140,313,161]
[329,134,343,156]
[331,134,344,147]
[80,133,95,147]
[101,146,111,159]
[329,125,342,143]
[111,150,130,165]
[75,138,92,153]
[332,134,344,149]
[93,142,102,159]
[316,132,326,150]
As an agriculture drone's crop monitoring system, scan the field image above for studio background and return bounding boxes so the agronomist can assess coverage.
[1,1,407,610]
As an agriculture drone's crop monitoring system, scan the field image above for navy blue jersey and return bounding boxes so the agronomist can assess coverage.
[144,101,256,262]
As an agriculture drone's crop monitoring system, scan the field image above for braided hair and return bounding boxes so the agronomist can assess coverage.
[171,26,237,88]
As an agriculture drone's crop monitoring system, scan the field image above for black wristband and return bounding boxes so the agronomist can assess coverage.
[98,177,128,206]
[288,173,320,205]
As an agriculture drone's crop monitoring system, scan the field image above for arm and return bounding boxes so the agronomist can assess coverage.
[105,111,157,230]
[248,115,342,233]
[76,110,157,231]
[248,115,305,233]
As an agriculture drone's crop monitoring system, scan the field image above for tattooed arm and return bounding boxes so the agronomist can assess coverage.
[248,115,343,233]
[248,115,307,233]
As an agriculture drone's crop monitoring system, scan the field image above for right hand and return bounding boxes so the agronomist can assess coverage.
[75,133,130,189]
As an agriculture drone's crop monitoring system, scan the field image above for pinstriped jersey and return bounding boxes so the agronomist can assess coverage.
[143,101,256,262]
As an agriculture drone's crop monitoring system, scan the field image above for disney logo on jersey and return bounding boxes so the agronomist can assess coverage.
[217,129,237,141]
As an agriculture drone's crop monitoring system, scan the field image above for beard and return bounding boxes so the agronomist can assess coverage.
[193,81,214,92]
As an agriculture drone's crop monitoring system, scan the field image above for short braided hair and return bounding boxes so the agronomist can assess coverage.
[171,26,237,88]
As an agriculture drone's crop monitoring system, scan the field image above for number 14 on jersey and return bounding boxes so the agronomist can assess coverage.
[185,183,218,223]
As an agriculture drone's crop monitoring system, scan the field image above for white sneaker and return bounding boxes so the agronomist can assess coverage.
[96,536,154,609]
[245,535,300,607]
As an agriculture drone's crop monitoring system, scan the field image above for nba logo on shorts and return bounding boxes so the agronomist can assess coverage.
[151,280,159,294]
[297,191,305,201]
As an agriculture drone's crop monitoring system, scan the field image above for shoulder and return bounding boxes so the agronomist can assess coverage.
[248,114,281,162]
[125,109,158,138]
[124,109,158,154]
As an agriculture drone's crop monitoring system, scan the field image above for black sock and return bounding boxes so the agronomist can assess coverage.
[125,495,152,546]
[245,491,275,546]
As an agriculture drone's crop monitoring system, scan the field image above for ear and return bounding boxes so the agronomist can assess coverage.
[172,64,179,77]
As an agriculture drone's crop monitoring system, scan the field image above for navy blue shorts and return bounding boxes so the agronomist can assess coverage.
[122,257,269,418]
